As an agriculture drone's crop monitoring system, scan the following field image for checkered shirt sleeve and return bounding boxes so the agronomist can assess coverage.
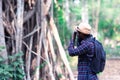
[68,40,91,56]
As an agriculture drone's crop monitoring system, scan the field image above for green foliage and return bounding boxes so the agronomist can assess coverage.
[53,0,120,58]
[98,19,114,38]
[98,0,120,40]
[0,52,25,80]
[105,45,120,58]
[69,1,82,24]
[70,5,81,17]
[53,0,72,46]
[0,46,5,52]
[88,0,120,57]
[58,73,62,78]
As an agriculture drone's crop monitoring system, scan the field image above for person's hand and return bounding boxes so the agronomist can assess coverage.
[72,27,77,42]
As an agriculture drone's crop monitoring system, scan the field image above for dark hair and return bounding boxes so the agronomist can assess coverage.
[83,33,91,37]
[77,31,91,37]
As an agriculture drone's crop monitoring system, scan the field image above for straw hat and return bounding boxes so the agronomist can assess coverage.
[76,22,92,35]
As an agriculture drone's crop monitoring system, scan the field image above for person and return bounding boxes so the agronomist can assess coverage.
[68,22,98,80]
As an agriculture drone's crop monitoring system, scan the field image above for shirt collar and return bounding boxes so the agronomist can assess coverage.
[81,35,93,43]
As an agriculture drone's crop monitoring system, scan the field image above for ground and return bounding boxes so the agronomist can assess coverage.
[72,59,120,80]
[99,59,120,80]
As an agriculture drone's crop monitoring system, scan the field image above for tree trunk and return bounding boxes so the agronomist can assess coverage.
[49,16,75,80]
[92,0,100,38]
[64,0,70,27]
[2,0,75,80]
[81,0,89,23]
[16,1,26,80]
[16,0,24,53]
[0,0,8,61]
[33,0,41,79]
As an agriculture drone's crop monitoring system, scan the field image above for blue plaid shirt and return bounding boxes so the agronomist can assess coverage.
[68,36,98,80]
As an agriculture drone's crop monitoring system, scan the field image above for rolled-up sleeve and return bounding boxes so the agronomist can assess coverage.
[68,40,90,56]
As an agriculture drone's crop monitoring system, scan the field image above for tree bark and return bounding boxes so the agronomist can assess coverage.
[81,0,89,23]
[33,0,41,80]
[16,0,24,53]
[0,0,8,61]
[26,36,33,80]
[47,30,56,62]
[49,16,75,80]
[2,0,75,80]
[64,0,70,27]
[43,26,55,80]
[92,0,100,38]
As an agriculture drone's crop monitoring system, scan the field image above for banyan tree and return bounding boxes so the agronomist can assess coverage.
[0,0,75,80]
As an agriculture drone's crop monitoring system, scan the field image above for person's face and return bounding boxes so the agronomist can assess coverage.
[77,31,84,39]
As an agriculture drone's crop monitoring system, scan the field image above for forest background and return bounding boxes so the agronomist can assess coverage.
[55,0,120,79]
[56,0,120,58]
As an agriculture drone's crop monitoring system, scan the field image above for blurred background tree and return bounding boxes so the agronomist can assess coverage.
[54,0,120,58]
